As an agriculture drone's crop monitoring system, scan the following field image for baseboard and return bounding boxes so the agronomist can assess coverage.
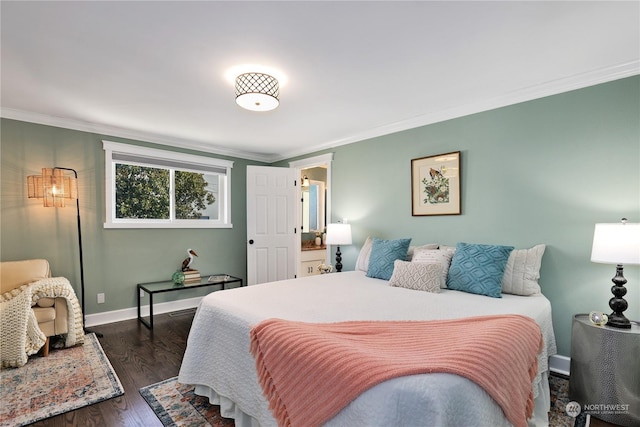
[85,296,203,327]
[549,354,571,377]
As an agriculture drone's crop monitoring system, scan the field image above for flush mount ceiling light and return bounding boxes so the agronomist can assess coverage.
[235,72,279,112]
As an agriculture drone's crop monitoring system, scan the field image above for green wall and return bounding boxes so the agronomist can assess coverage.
[283,76,640,357]
[2,76,639,357]
[0,120,264,314]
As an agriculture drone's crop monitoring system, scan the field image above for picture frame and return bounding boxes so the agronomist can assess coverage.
[411,151,461,216]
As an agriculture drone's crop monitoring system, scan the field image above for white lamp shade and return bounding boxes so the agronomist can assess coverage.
[326,223,352,246]
[591,222,640,265]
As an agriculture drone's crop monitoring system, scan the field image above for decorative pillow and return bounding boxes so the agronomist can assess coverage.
[355,236,373,272]
[446,242,514,298]
[366,238,412,280]
[411,247,455,288]
[502,244,546,295]
[389,260,441,293]
[406,243,439,261]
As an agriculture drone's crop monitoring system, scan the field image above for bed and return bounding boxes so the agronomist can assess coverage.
[178,252,557,427]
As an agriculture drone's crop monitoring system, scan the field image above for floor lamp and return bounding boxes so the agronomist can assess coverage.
[27,167,101,336]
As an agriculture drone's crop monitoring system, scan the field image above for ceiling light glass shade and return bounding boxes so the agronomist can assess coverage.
[591,222,640,265]
[27,168,77,207]
[235,72,279,111]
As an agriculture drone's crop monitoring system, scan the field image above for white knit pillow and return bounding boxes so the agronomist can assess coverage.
[501,244,546,295]
[411,247,455,288]
[355,236,374,272]
[389,260,441,293]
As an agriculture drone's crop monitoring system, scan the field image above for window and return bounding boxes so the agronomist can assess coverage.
[103,141,233,228]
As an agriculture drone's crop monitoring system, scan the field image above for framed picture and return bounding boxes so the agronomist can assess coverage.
[411,151,461,216]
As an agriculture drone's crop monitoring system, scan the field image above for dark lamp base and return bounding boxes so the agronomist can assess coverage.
[606,264,632,329]
[335,246,343,273]
[606,313,632,329]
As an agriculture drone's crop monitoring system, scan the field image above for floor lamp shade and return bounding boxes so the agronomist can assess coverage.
[590,220,640,328]
[27,168,77,207]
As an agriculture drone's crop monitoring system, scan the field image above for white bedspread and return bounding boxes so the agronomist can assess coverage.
[178,271,557,427]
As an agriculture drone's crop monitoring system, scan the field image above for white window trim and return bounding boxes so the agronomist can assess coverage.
[103,140,233,229]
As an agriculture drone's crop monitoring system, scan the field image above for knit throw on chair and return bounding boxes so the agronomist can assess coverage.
[1,277,84,368]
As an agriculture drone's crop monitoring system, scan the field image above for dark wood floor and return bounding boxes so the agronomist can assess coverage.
[32,309,196,427]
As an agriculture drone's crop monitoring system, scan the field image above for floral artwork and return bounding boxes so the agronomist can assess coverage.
[411,151,461,216]
[422,166,450,204]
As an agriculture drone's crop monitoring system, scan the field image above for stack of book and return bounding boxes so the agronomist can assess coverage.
[183,269,201,285]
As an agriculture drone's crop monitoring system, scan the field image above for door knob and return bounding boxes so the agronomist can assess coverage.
[249,239,254,244]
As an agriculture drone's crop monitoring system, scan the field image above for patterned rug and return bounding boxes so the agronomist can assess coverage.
[141,373,578,427]
[140,377,234,427]
[0,333,124,427]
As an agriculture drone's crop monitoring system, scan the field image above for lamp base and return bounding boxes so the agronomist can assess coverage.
[335,246,343,273]
[606,313,631,329]
[606,264,631,329]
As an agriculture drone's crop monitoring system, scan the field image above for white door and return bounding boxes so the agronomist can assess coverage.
[246,165,297,285]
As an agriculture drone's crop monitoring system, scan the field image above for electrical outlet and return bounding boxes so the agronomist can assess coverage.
[97,293,105,304]
[140,289,145,298]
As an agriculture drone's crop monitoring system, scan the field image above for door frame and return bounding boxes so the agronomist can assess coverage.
[289,153,334,276]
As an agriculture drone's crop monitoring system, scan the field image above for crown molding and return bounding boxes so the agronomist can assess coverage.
[271,60,640,161]
[3,61,638,164]
[0,108,273,163]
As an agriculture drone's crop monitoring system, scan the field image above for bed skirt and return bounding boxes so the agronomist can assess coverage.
[194,371,551,427]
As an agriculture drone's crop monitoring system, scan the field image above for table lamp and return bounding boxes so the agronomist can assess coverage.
[590,218,640,328]
[326,223,352,272]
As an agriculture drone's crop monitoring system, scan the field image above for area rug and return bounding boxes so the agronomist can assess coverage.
[549,374,588,427]
[0,333,124,427]
[141,374,579,427]
[140,377,234,427]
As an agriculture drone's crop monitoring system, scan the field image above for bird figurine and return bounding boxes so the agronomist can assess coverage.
[181,248,198,271]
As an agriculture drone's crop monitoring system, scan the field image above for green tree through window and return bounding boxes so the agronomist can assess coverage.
[175,171,216,219]
[116,165,170,219]
[115,165,215,220]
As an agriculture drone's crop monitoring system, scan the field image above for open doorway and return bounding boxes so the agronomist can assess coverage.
[289,153,333,277]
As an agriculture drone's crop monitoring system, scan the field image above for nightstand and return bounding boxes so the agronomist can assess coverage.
[569,314,640,426]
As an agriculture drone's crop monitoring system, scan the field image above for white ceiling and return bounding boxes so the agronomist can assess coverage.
[1,1,638,163]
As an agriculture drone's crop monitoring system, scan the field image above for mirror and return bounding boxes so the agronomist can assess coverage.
[302,180,325,233]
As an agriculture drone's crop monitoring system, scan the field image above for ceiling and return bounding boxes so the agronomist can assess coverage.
[1,1,638,163]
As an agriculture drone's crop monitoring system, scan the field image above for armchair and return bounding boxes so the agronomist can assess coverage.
[1,259,83,367]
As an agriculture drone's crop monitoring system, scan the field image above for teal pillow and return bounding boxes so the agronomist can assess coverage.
[446,242,514,298]
[366,238,412,280]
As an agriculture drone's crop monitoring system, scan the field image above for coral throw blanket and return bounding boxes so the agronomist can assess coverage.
[250,314,543,427]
